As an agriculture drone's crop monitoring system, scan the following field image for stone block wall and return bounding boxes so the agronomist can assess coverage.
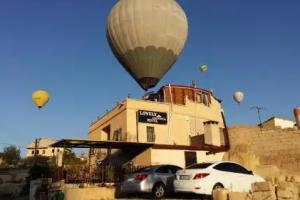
[226,125,300,177]
[213,182,300,200]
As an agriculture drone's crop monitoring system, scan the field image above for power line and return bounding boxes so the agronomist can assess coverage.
[0,142,26,149]
[250,106,266,133]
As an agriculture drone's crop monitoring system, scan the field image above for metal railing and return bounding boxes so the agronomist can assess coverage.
[52,162,145,184]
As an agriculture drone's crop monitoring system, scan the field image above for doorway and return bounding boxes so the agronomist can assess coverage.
[184,151,197,167]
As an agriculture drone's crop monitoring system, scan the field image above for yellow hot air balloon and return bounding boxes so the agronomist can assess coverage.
[107,0,188,90]
[32,90,49,109]
[200,64,208,73]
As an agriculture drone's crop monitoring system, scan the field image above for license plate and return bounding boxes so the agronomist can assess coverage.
[180,175,190,180]
[126,178,134,182]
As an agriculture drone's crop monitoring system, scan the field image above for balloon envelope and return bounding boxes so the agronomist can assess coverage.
[32,90,49,109]
[200,64,208,73]
[233,91,244,104]
[106,0,188,90]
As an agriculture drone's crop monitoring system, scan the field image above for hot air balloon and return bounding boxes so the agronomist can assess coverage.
[200,64,208,73]
[32,90,49,109]
[106,0,188,90]
[233,91,244,104]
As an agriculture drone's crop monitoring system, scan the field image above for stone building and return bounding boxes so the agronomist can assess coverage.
[261,117,296,129]
[88,84,229,168]
[26,138,64,158]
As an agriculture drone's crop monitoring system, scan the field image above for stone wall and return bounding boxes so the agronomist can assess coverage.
[213,181,300,200]
[49,181,116,200]
[225,125,300,179]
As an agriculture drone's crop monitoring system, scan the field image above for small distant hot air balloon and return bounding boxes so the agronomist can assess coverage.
[32,90,49,109]
[233,91,244,104]
[200,64,208,73]
[106,0,188,91]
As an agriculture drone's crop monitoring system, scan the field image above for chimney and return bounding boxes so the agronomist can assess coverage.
[294,107,300,129]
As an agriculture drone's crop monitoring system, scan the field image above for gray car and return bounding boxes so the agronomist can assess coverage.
[121,165,182,199]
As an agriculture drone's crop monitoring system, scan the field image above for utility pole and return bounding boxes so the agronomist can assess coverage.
[250,106,266,133]
[34,138,41,165]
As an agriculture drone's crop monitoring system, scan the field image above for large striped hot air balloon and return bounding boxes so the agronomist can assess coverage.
[106,0,188,90]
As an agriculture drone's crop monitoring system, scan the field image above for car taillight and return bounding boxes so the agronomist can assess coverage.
[193,173,209,180]
[134,174,148,181]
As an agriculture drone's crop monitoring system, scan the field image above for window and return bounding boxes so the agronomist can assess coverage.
[113,128,122,141]
[195,92,210,106]
[203,94,209,106]
[36,150,39,155]
[168,165,182,174]
[52,149,55,153]
[214,162,252,174]
[134,166,154,173]
[187,163,213,169]
[118,128,122,140]
[147,126,155,142]
[42,150,46,154]
[196,94,202,103]
[156,166,171,174]
[31,150,34,155]
[184,151,197,167]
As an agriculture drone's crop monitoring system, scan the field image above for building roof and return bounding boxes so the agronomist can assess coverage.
[160,84,213,94]
[159,84,222,103]
[262,116,296,124]
[26,138,57,149]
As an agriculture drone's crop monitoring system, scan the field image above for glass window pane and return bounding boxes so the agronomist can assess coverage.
[147,127,155,142]
[186,163,213,169]
[214,163,251,174]
[156,166,169,174]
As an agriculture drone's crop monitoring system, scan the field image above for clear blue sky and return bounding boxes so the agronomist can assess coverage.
[0,0,299,154]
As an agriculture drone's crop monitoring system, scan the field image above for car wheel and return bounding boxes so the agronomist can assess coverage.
[152,183,166,199]
[213,183,224,190]
[212,183,224,198]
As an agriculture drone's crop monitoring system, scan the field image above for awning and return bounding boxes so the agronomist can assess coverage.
[51,139,153,149]
[51,139,229,154]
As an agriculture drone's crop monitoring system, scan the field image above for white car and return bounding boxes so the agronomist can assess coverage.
[174,161,264,195]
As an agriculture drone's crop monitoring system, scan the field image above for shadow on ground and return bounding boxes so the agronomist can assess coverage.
[116,193,211,200]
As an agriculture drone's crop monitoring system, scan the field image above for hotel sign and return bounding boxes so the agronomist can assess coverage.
[137,110,168,125]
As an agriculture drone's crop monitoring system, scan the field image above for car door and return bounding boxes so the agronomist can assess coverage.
[167,165,182,193]
[155,166,176,193]
[227,163,256,192]
[214,163,254,192]
[213,163,238,191]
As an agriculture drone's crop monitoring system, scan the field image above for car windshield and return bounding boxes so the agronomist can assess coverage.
[186,163,214,169]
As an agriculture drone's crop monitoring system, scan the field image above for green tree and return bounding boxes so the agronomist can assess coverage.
[1,145,21,167]
[64,150,86,166]
[22,156,54,179]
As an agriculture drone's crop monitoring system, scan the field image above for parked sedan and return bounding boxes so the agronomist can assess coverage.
[174,161,264,195]
[121,165,182,199]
